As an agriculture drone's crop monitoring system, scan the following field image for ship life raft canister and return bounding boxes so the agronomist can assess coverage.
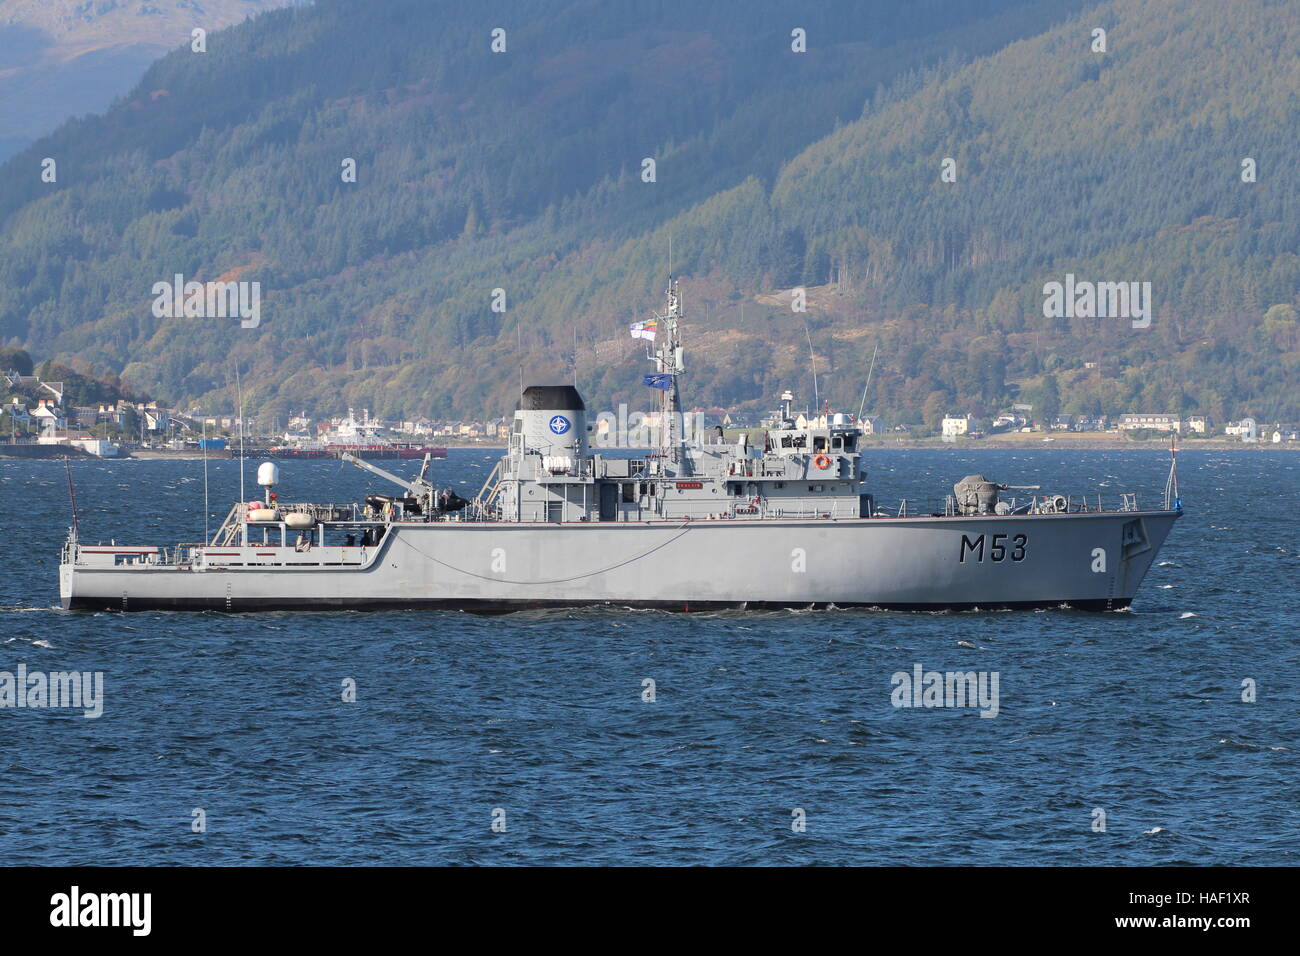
[246,500,278,521]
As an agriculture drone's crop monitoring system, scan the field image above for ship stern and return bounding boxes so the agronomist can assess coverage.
[58,529,79,610]
[58,559,75,610]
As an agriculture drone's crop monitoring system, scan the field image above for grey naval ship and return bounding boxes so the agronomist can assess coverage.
[60,280,1181,612]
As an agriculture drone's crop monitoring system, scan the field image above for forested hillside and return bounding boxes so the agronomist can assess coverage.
[0,0,1295,426]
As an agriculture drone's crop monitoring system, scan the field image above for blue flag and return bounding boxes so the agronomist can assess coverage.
[643,373,673,390]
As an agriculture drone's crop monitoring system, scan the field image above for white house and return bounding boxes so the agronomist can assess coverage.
[1225,419,1258,441]
[29,398,64,434]
[1117,413,1182,433]
[941,414,972,438]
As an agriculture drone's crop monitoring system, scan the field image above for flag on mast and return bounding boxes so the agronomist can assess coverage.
[629,317,658,341]
[642,373,673,390]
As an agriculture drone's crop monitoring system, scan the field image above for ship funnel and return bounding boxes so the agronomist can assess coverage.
[518,385,587,460]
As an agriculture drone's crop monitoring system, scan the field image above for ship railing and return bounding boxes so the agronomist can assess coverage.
[725,460,798,480]
[883,494,1149,515]
[882,493,1143,518]
[173,544,209,565]
[211,501,360,546]
[153,544,207,566]
[502,455,596,481]
[1019,493,1142,514]
[755,503,859,520]
[277,502,356,521]
[890,497,958,517]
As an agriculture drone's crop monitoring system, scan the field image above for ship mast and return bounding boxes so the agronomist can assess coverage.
[652,278,687,471]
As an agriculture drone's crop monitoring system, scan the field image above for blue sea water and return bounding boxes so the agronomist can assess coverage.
[0,447,1295,865]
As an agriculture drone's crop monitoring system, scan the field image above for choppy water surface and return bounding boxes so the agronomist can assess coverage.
[1,448,1295,864]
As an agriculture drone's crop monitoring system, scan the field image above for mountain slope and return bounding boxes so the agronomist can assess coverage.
[0,0,1295,425]
[0,0,294,161]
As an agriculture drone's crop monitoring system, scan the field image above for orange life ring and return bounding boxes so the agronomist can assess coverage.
[813,454,832,470]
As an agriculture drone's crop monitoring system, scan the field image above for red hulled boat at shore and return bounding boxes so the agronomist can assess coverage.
[269,443,447,460]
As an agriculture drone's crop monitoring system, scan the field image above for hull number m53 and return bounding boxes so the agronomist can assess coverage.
[959,533,1027,563]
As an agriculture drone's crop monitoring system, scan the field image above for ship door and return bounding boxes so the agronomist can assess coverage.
[599,483,618,521]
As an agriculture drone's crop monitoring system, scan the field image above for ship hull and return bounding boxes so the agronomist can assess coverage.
[61,510,1178,612]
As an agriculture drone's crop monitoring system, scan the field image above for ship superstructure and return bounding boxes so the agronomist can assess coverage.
[59,281,1181,612]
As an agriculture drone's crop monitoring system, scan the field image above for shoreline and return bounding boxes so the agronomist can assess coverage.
[5,439,1293,460]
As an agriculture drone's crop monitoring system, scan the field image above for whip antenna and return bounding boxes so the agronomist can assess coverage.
[63,456,79,538]
[804,324,820,411]
[202,417,210,544]
[236,365,245,507]
[857,343,879,423]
